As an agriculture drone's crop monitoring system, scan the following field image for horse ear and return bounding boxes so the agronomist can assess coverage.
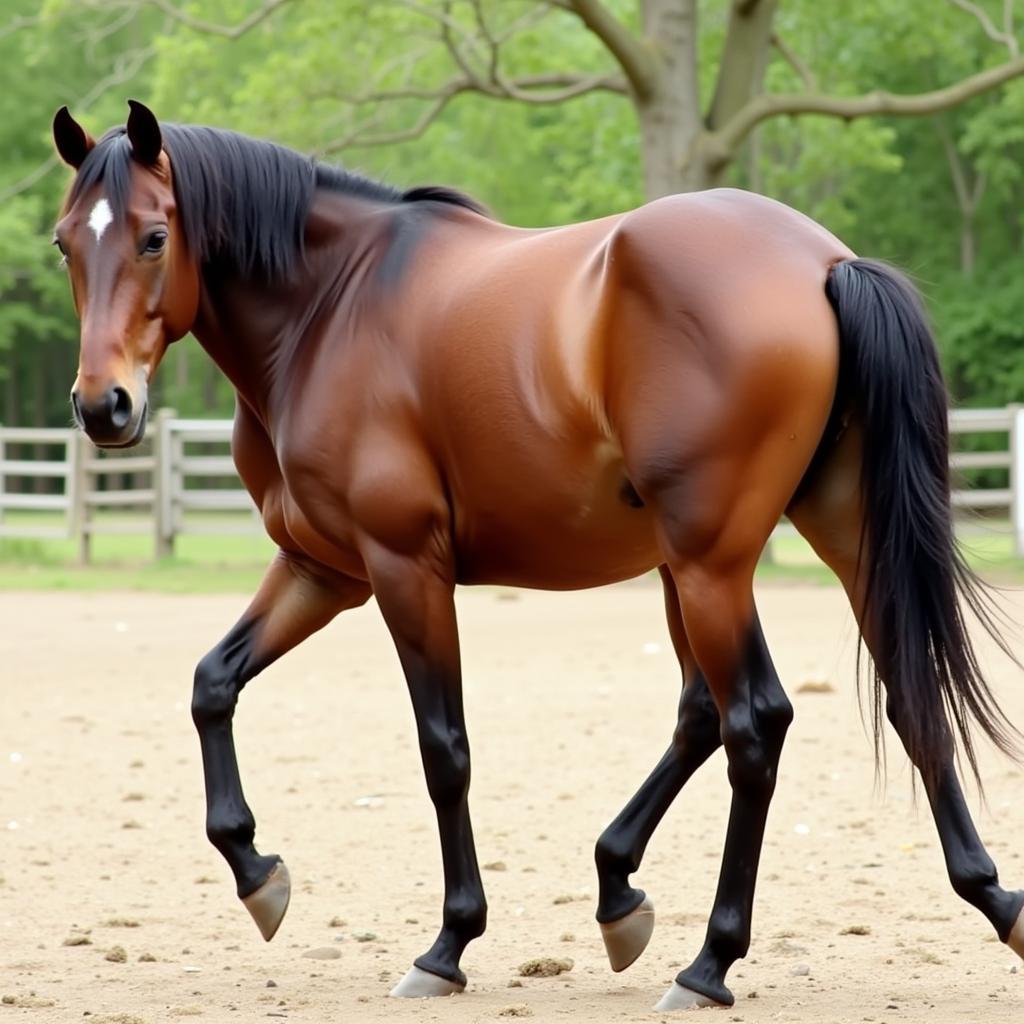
[126,99,162,165]
[52,106,95,169]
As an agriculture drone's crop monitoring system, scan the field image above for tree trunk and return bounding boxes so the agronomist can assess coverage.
[637,0,703,196]
[635,0,779,197]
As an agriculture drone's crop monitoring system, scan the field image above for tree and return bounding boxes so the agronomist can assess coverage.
[111,0,1024,196]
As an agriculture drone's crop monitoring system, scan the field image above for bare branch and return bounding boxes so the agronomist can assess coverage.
[771,31,817,91]
[711,54,1024,165]
[935,117,972,212]
[316,92,459,155]
[565,0,655,100]
[144,0,295,39]
[0,42,158,204]
[948,0,1019,56]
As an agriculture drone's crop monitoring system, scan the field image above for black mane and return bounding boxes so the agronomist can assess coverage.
[65,123,487,280]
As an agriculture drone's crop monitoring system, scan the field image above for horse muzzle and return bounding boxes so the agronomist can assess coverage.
[71,384,148,448]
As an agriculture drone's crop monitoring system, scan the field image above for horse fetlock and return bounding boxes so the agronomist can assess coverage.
[206,813,256,853]
[594,830,638,880]
[443,893,488,940]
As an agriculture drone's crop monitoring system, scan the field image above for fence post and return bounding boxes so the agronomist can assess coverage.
[73,431,92,564]
[1010,404,1024,558]
[0,424,5,530]
[154,408,176,560]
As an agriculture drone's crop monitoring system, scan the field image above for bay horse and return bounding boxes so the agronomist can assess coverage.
[51,100,1023,1011]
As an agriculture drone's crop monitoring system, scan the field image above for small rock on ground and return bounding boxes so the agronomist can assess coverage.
[518,957,573,978]
[302,947,342,960]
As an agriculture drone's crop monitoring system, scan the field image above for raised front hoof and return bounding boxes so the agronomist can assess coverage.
[600,895,655,972]
[241,861,291,942]
[389,965,466,998]
[654,982,731,1012]
[1008,904,1024,959]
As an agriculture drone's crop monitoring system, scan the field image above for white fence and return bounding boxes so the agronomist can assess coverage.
[0,409,260,562]
[2,408,1024,562]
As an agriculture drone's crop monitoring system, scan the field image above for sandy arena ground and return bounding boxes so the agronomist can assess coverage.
[1,582,1023,1024]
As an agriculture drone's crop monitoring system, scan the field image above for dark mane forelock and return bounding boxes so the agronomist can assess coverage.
[65,123,487,280]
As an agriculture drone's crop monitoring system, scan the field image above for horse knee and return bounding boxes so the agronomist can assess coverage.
[191,649,241,727]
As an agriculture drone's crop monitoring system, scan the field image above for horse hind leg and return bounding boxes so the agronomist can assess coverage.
[594,565,721,972]
[653,554,792,1011]
[788,422,1024,961]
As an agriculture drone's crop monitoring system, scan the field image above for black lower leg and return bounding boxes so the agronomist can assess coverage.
[408,680,487,986]
[676,623,792,1007]
[192,619,279,898]
[886,700,1024,940]
[595,673,720,922]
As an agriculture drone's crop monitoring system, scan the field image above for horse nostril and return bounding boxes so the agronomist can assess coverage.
[109,387,132,430]
[70,392,83,425]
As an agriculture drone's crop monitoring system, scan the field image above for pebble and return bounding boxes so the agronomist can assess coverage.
[266,980,278,988]
[302,947,342,960]
[790,963,810,977]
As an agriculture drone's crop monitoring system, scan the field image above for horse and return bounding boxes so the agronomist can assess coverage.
[51,100,1023,1011]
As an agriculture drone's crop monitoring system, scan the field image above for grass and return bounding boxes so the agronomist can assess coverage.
[0,512,1022,594]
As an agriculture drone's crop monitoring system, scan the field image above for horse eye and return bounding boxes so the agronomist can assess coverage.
[143,231,168,254]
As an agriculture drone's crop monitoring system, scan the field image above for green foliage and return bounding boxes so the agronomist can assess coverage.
[4,0,1024,431]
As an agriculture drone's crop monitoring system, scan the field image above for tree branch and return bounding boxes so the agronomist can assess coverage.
[0,42,159,204]
[771,31,817,91]
[712,55,1024,165]
[143,0,295,39]
[316,91,460,154]
[565,0,655,100]
[948,0,1019,56]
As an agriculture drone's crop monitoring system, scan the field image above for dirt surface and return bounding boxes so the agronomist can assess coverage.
[1,583,1022,1024]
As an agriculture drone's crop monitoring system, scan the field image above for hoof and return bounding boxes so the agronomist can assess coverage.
[1008,905,1024,960]
[654,982,729,1012]
[600,895,655,972]
[389,965,466,998]
[241,861,291,942]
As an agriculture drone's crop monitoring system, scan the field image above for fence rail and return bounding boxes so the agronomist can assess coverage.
[2,407,1024,562]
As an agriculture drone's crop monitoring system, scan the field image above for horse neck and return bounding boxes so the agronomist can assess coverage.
[190,191,399,426]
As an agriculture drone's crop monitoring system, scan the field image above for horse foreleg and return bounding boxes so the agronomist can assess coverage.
[594,565,721,971]
[363,542,486,998]
[658,564,792,1011]
[191,552,370,941]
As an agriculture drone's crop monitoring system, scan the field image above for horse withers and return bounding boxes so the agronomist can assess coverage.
[51,100,1023,1011]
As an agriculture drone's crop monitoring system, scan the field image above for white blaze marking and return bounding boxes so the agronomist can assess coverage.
[88,198,113,243]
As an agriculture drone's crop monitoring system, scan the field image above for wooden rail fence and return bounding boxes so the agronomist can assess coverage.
[2,407,1024,563]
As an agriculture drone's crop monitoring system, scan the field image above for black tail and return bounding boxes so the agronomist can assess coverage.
[824,257,1020,788]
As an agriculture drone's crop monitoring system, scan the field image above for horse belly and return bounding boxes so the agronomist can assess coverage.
[451,466,661,590]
